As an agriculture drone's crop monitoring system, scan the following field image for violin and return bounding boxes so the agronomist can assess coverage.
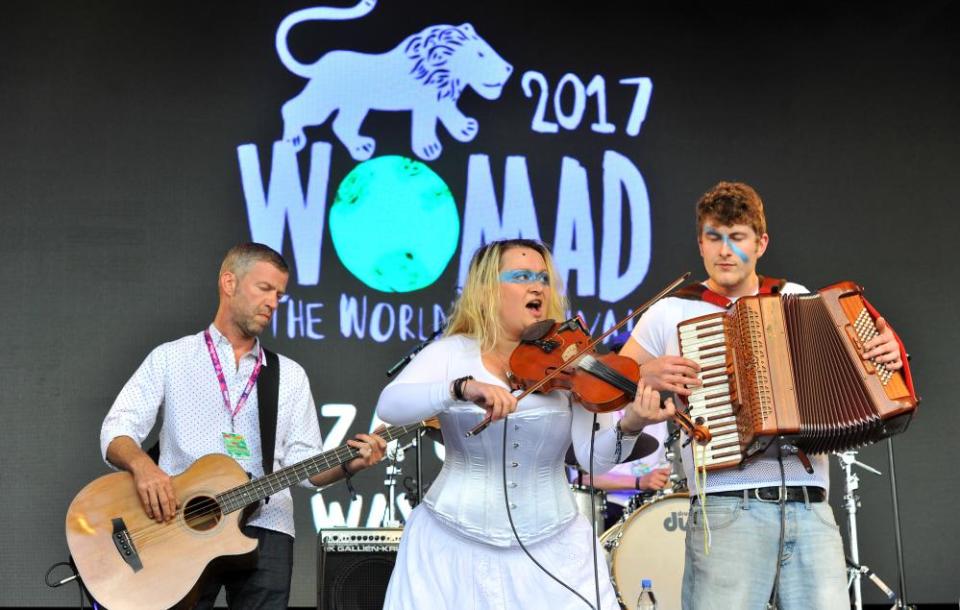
[466,272,711,444]
[514,316,710,441]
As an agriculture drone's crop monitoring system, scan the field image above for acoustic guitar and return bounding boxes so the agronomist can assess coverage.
[65,420,432,609]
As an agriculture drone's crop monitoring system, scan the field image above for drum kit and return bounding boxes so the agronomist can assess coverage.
[568,485,689,609]
[600,492,688,610]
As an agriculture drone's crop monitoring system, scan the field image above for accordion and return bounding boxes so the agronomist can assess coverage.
[677,281,918,471]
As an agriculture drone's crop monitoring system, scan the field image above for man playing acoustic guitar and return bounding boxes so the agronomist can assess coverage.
[100,242,386,609]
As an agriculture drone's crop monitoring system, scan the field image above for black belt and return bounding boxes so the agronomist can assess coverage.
[704,486,826,503]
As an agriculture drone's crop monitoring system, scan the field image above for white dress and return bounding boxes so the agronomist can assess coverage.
[377,335,635,610]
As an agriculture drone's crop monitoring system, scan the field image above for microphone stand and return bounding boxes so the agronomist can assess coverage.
[381,441,405,528]
[381,323,445,525]
[886,439,912,609]
[838,447,912,610]
[385,325,445,379]
[846,557,897,606]
[837,450,882,610]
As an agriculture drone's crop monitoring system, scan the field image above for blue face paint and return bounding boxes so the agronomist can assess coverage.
[705,226,750,263]
[499,269,550,285]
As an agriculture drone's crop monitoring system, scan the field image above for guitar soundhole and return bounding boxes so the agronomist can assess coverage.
[183,496,223,531]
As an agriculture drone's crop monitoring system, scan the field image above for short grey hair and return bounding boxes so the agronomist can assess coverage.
[219,242,289,279]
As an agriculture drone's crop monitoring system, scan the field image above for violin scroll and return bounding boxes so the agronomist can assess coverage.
[672,409,712,445]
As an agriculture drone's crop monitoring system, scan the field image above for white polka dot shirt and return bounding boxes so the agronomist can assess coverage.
[100,323,323,538]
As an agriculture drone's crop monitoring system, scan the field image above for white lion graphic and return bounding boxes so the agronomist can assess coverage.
[276,0,513,161]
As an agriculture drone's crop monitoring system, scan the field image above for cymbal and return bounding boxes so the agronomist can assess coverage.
[564,432,660,467]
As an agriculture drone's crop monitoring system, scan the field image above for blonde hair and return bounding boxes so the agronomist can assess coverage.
[445,239,568,352]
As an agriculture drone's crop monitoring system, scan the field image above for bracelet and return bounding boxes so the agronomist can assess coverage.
[635,476,642,491]
[340,462,353,478]
[451,375,474,401]
[614,420,641,463]
[616,419,642,439]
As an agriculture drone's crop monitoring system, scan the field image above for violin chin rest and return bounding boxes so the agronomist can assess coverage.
[520,319,556,342]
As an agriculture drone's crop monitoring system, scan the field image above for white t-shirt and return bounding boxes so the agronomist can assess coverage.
[630,282,830,494]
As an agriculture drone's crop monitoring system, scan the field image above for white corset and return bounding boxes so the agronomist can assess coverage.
[376,334,630,547]
[424,393,577,547]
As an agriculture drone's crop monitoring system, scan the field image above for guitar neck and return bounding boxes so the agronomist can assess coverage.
[216,421,423,514]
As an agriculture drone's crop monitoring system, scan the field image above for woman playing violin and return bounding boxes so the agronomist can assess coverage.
[376,239,675,610]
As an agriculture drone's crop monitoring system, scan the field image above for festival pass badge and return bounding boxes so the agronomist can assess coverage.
[222,432,252,459]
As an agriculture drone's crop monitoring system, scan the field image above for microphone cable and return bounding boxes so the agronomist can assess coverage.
[501,405,597,610]
[588,413,602,610]
[766,442,790,610]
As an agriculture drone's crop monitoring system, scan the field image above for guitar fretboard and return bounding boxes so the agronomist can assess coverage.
[216,422,423,514]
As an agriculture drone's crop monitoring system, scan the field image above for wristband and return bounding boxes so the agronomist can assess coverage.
[616,419,642,439]
[340,462,357,500]
[614,419,641,463]
[451,375,474,401]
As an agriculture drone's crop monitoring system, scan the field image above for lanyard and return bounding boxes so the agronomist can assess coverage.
[204,329,263,419]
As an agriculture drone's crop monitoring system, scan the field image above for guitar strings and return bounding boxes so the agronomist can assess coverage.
[129,422,422,548]
[128,442,365,547]
[129,445,357,546]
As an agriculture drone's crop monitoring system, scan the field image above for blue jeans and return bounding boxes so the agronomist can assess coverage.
[682,494,849,610]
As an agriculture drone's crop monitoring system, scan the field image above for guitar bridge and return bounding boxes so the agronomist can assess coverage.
[111,517,143,572]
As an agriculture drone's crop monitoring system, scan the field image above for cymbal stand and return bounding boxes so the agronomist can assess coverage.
[838,450,882,610]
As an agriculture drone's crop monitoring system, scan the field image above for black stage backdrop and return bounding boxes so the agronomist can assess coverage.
[1,1,957,606]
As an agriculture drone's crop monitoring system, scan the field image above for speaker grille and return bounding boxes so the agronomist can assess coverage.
[322,553,396,610]
[318,528,401,610]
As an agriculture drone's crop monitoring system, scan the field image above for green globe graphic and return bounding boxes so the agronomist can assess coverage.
[329,156,459,292]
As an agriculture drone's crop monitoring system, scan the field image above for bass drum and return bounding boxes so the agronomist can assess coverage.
[600,493,689,610]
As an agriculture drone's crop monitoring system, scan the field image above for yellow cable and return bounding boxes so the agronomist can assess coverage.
[692,440,710,555]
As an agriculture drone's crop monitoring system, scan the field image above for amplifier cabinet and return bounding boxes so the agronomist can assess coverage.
[317,527,403,610]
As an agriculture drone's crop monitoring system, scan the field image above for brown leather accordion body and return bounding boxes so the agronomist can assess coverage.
[677,281,918,471]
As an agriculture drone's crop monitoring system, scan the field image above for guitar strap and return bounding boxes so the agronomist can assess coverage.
[256,347,280,476]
